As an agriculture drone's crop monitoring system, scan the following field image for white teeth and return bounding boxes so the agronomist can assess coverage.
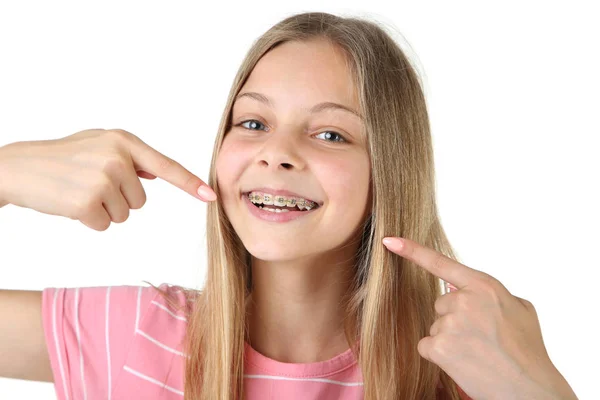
[248,191,317,211]
[259,207,290,213]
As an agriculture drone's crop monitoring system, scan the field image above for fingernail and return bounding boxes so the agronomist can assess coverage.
[383,237,403,249]
[197,185,217,201]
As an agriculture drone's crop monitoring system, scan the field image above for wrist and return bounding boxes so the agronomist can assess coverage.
[518,364,578,400]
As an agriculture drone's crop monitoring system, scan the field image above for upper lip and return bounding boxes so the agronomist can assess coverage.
[243,187,323,206]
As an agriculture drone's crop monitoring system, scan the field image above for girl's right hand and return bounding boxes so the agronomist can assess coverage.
[0,128,217,231]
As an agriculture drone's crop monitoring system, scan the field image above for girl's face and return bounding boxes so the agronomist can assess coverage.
[216,39,371,261]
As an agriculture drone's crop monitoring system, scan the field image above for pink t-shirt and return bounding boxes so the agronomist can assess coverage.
[42,282,469,399]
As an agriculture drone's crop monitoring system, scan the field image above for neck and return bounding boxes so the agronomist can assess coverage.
[245,245,358,363]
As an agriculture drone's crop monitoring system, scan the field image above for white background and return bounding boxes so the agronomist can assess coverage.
[0,1,597,398]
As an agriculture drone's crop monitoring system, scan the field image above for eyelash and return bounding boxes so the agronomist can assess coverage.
[235,119,348,144]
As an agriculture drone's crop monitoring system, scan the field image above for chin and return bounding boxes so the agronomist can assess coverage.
[243,240,305,262]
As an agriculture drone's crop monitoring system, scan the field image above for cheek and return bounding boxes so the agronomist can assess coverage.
[215,137,249,188]
[317,155,370,211]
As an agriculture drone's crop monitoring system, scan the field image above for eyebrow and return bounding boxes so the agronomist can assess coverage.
[235,91,364,121]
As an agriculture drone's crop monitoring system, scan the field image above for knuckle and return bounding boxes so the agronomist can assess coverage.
[183,174,199,191]
[128,197,145,210]
[158,155,175,171]
[484,284,501,306]
[429,335,451,360]
[71,197,97,219]
[133,191,147,209]
[101,155,127,176]
[434,299,443,315]
[480,272,502,293]
[429,320,437,336]
[525,299,534,309]
[104,129,136,149]
[113,208,130,223]
[432,253,447,273]
[93,175,115,196]
[520,297,535,311]
[480,271,498,285]
[96,220,111,231]
[417,336,430,359]
[105,129,130,140]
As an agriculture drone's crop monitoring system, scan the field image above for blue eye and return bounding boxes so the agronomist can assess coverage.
[314,131,347,143]
[237,119,347,144]
[238,119,266,131]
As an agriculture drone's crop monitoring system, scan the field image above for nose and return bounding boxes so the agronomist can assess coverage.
[253,127,306,171]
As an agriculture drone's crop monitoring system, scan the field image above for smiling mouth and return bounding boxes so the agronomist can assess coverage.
[250,201,314,212]
[242,192,321,211]
[242,191,321,205]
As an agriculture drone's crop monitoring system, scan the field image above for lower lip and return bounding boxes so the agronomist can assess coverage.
[242,193,320,223]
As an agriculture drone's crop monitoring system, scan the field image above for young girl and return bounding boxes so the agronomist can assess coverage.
[0,11,577,400]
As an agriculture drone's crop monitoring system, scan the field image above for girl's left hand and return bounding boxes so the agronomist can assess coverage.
[382,236,578,400]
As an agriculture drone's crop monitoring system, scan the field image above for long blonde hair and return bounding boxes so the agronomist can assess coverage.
[149,11,465,400]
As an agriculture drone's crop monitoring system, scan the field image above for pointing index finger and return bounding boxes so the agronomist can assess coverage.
[383,237,474,290]
[127,135,216,201]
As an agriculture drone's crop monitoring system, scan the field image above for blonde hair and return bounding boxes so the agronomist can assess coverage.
[149,11,465,400]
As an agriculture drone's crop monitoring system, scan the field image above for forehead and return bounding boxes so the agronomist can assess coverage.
[237,40,359,111]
